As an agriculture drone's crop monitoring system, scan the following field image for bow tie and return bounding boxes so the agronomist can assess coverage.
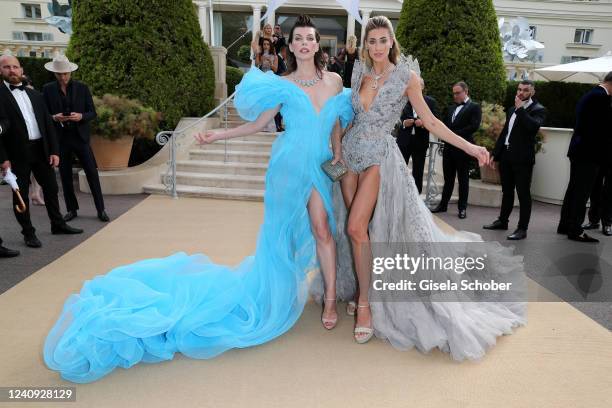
[9,84,26,91]
[457,101,467,106]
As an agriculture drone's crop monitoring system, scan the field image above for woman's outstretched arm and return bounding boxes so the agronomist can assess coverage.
[195,106,280,144]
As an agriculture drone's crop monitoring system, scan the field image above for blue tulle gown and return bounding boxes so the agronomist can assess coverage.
[43,69,354,383]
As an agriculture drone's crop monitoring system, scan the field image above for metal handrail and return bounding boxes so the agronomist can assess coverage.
[155,90,237,198]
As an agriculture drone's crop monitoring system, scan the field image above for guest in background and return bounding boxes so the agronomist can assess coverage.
[252,23,274,56]
[485,80,547,240]
[256,38,278,73]
[337,35,359,88]
[274,45,288,132]
[582,166,612,236]
[432,81,482,219]
[557,72,612,243]
[396,77,438,193]
[272,24,287,54]
[327,56,343,76]
[22,73,46,206]
[42,54,108,223]
[0,55,83,248]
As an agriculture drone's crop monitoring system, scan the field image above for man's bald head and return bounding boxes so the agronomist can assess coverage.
[0,55,23,84]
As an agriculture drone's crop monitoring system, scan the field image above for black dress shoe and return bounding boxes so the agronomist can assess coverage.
[603,225,612,236]
[24,235,42,248]
[581,221,600,230]
[431,205,447,213]
[458,209,467,219]
[568,232,599,243]
[97,211,110,222]
[51,224,84,235]
[63,210,77,222]
[0,245,20,257]
[483,219,508,230]
[507,229,527,240]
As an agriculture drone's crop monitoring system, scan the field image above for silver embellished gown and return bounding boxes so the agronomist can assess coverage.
[311,57,527,361]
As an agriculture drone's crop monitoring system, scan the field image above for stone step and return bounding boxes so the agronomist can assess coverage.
[143,183,264,201]
[189,149,271,164]
[196,139,273,153]
[174,171,265,190]
[176,160,268,176]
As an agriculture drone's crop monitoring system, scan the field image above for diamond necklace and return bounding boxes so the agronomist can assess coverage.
[291,72,322,87]
[368,63,394,89]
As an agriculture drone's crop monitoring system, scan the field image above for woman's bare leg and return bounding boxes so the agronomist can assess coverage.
[340,171,359,312]
[346,166,380,338]
[307,188,337,328]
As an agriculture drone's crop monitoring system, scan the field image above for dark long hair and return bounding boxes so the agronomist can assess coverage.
[286,15,324,77]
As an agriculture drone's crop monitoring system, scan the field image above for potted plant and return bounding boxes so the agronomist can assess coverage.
[90,94,161,170]
[474,102,506,184]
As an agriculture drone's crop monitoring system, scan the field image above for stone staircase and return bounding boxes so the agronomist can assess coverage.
[144,105,507,206]
[143,105,276,201]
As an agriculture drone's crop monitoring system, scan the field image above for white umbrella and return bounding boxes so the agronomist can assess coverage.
[535,51,612,82]
[2,168,27,213]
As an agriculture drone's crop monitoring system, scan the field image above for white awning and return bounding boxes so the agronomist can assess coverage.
[535,51,612,82]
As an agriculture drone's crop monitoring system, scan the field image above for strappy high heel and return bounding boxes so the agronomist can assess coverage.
[321,298,338,330]
[354,303,373,344]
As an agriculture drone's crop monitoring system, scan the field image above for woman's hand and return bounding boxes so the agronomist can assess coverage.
[465,143,491,167]
[331,152,345,166]
[194,130,222,145]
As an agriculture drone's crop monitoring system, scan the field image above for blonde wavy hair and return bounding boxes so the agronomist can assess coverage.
[360,16,401,68]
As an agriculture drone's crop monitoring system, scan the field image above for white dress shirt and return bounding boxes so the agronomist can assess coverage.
[452,97,470,122]
[599,84,610,96]
[505,98,533,146]
[4,80,42,141]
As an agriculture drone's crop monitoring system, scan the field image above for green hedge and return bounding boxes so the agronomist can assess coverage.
[397,0,506,114]
[504,81,593,128]
[226,66,244,95]
[68,0,215,130]
[19,57,55,90]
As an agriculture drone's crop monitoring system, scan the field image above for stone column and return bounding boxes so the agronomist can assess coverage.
[197,2,209,44]
[210,46,228,102]
[360,9,372,46]
[347,15,355,43]
[252,5,261,40]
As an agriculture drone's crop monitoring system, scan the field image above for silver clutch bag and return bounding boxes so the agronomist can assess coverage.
[321,159,348,182]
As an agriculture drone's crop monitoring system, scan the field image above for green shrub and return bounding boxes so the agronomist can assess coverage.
[19,57,55,90]
[91,94,161,141]
[67,0,215,130]
[226,66,244,95]
[504,81,593,128]
[397,0,506,114]
[237,45,252,63]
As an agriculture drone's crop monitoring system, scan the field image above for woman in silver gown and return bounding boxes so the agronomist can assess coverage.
[312,16,527,361]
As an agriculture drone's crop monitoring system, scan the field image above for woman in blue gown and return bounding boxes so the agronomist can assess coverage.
[43,15,353,383]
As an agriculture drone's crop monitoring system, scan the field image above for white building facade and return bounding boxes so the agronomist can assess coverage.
[2,0,612,74]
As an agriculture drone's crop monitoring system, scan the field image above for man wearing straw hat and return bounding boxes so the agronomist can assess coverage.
[42,54,108,223]
[0,54,83,248]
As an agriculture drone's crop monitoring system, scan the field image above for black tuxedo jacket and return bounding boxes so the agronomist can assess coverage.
[0,85,58,165]
[567,86,612,164]
[42,80,97,144]
[444,100,482,146]
[397,95,438,151]
[492,101,547,165]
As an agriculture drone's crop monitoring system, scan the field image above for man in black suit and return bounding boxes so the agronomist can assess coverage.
[42,55,108,222]
[0,55,82,248]
[557,72,612,243]
[432,81,482,219]
[397,77,438,194]
[0,106,20,258]
[582,165,612,236]
[484,80,547,240]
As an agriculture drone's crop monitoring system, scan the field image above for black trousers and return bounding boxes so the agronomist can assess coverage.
[498,160,534,230]
[397,142,427,194]
[559,160,600,237]
[274,112,283,131]
[440,146,470,210]
[587,164,612,226]
[12,140,65,237]
[59,132,105,213]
